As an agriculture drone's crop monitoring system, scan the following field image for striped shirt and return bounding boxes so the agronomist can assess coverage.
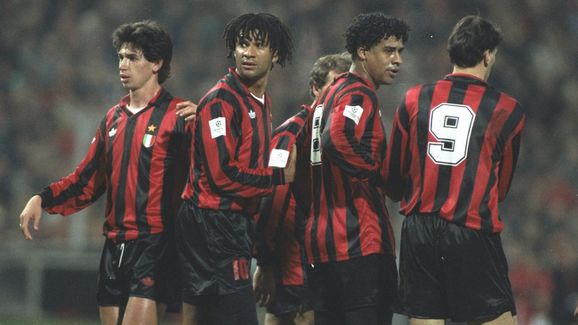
[384,73,525,233]
[181,68,285,215]
[305,72,395,263]
[255,105,311,285]
[40,89,191,241]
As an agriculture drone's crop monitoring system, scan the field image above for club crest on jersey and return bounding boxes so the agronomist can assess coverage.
[143,124,157,148]
[142,134,155,147]
[248,109,256,119]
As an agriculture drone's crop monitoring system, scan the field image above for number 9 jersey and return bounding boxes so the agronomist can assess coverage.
[384,73,525,233]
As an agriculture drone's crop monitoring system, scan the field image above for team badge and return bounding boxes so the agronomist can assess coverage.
[143,124,157,148]
[268,148,289,168]
[209,117,226,138]
[343,105,363,125]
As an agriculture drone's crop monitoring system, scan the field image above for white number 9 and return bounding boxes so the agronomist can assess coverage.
[427,103,476,166]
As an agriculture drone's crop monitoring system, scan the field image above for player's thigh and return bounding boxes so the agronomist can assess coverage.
[442,224,515,322]
[397,214,448,319]
[122,296,158,325]
[99,305,120,325]
[294,309,314,325]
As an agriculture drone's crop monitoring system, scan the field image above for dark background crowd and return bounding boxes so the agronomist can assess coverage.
[1,0,577,324]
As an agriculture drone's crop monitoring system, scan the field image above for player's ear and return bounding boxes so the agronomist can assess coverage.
[152,59,163,73]
[311,84,321,98]
[357,47,367,60]
[482,50,491,68]
[272,52,279,64]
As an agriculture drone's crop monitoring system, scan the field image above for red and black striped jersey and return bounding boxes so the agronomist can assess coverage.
[384,73,525,233]
[181,68,285,215]
[39,89,191,241]
[305,72,395,263]
[255,106,312,285]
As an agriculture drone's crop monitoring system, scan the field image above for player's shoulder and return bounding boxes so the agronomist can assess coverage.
[337,76,377,101]
[402,82,431,100]
[498,89,521,107]
[486,85,524,113]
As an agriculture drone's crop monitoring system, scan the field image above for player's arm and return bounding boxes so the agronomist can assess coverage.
[498,108,525,201]
[197,98,289,198]
[321,89,382,179]
[19,123,107,239]
[254,109,309,264]
[383,100,411,202]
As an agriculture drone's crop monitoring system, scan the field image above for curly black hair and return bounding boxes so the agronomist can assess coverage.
[447,15,503,68]
[112,20,173,84]
[344,13,409,60]
[224,13,294,67]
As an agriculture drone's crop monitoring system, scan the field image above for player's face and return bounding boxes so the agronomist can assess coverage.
[364,35,404,86]
[322,70,340,92]
[233,31,278,83]
[312,69,342,99]
[118,44,160,91]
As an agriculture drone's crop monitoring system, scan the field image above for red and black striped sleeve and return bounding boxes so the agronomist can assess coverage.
[321,81,383,180]
[497,102,525,201]
[196,96,284,198]
[384,85,420,202]
[39,119,107,215]
[254,107,311,264]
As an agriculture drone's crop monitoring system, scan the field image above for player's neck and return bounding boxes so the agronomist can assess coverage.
[350,62,377,89]
[452,64,488,81]
[245,76,269,98]
[129,81,162,108]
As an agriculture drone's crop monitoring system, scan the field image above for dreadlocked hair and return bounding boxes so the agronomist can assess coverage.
[224,13,294,67]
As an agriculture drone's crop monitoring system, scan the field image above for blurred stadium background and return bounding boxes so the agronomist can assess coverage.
[1,0,577,324]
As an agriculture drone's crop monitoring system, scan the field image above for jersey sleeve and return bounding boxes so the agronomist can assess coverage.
[497,106,525,201]
[39,120,108,216]
[196,98,284,198]
[254,108,310,264]
[320,89,382,180]
[254,184,292,265]
[383,86,419,202]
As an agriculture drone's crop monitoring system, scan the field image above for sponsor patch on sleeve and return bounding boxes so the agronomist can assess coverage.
[343,105,364,125]
[209,117,226,138]
[268,148,290,168]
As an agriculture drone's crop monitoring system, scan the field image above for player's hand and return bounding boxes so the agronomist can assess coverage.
[252,264,276,306]
[176,100,198,122]
[19,195,43,240]
[283,144,297,183]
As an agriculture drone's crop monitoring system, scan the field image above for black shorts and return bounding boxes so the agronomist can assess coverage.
[176,201,255,302]
[156,232,182,311]
[97,234,178,307]
[397,214,516,322]
[266,284,313,316]
[306,254,397,325]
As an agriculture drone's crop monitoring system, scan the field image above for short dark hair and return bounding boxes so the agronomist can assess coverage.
[223,13,294,67]
[308,52,352,98]
[447,15,503,68]
[345,13,409,60]
[112,20,173,84]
